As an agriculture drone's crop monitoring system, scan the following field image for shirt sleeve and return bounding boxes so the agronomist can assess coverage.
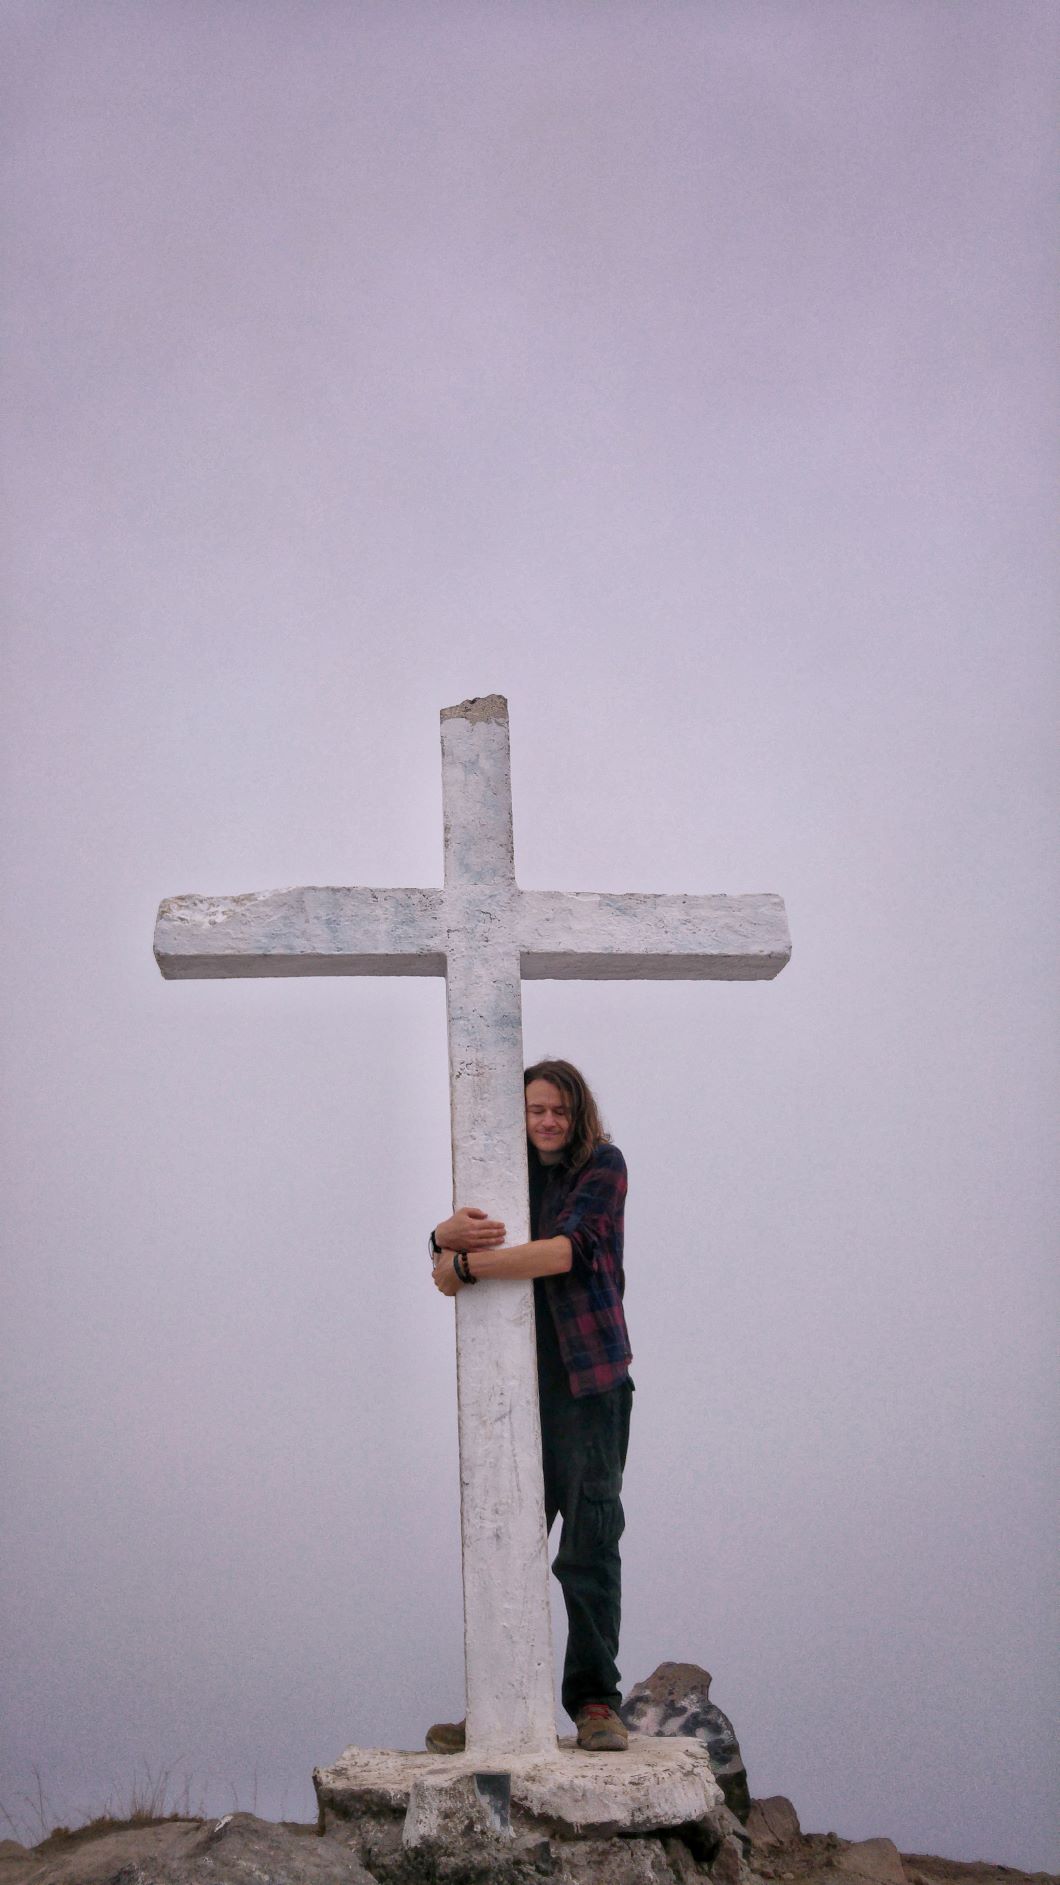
[550,1145,627,1276]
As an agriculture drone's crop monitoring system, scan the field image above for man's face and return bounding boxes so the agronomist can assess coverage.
[525,1078,573,1164]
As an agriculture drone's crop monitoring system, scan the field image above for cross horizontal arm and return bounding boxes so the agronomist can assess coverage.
[154,887,447,979]
[518,890,791,980]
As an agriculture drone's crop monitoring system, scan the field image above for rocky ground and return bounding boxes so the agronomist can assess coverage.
[0,1797,1054,1885]
[4,1675,1052,1885]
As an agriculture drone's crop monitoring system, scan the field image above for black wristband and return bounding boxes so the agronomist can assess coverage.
[455,1251,477,1284]
[429,1228,442,1260]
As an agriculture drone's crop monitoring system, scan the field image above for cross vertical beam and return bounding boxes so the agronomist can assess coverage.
[440,701,556,1756]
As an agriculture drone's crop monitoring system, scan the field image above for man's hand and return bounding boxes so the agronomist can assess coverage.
[434,1206,506,1252]
[431,1250,462,1297]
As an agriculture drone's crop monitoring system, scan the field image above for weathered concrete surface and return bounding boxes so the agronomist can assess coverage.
[153,885,790,981]
[152,885,788,980]
[153,886,447,978]
[313,1736,724,1843]
[440,692,508,727]
[622,1662,750,1821]
[440,704,555,1757]
[403,1770,513,1847]
[153,693,791,1767]
[519,890,789,980]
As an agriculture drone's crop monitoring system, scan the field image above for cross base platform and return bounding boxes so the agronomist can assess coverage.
[313,1735,724,1848]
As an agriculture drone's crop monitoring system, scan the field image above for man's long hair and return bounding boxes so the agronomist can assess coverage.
[524,1058,609,1173]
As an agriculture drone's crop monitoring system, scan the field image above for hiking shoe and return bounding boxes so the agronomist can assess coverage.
[575,1703,628,1752]
[425,1717,466,1754]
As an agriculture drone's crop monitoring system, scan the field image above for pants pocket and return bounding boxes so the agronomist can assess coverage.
[582,1472,625,1549]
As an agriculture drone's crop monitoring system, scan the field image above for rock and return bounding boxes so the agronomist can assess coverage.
[513,1834,554,1875]
[560,1837,691,1883]
[747,1797,803,1849]
[712,1834,755,1884]
[704,1804,754,1851]
[622,1664,751,1822]
[662,1835,707,1882]
[5,1811,1056,1885]
[834,1838,908,1885]
[0,1813,377,1885]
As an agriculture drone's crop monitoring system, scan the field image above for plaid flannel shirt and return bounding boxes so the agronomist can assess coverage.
[536,1141,632,1398]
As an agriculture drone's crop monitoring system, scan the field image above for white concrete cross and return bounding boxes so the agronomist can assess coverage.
[154,694,791,1759]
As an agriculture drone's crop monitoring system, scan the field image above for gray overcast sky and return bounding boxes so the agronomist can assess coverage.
[2,2,1057,1870]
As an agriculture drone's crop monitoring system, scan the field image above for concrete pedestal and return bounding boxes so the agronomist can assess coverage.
[313,1736,723,1848]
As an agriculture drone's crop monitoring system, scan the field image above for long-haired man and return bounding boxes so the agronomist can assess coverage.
[428,1058,633,1753]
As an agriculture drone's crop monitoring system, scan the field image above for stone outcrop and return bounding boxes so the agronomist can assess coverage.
[2,1807,1057,1885]
[746,1797,802,1848]
[833,1837,910,1885]
[4,1670,1054,1885]
[0,1812,376,1884]
[621,1662,751,1821]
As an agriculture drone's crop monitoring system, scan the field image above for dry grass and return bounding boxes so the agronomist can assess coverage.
[0,1762,209,1851]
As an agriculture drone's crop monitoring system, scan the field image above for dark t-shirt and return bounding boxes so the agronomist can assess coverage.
[530,1158,570,1399]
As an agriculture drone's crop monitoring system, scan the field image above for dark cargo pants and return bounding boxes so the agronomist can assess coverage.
[539,1376,633,1722]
